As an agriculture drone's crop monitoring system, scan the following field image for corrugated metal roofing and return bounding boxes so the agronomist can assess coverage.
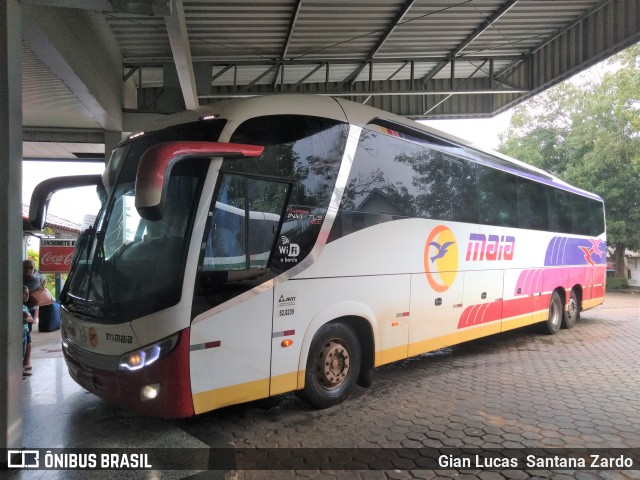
[20,0,640,139]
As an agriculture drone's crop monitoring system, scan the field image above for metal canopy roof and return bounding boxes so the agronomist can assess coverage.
[20,0,640,154]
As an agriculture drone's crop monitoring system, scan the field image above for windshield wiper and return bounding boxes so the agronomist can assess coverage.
[84,229,109,310]
[61,225,95,303]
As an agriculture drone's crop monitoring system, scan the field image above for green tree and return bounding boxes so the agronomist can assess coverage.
[27,248,39,268]
[499,44,640,277]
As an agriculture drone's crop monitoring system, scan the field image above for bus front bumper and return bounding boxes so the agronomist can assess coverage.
[62,328,195,419]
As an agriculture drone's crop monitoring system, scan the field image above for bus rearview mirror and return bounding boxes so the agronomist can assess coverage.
[135,141,264,221]
[29,174,104,231]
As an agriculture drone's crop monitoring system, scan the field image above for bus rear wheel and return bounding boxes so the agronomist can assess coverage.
[543,291,563,335]
[302,322,361,409]
[562,289,580,329]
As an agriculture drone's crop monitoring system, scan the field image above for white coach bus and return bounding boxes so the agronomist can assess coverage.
[30,95,606,418]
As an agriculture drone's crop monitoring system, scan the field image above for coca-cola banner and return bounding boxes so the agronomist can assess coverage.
[40,238,76,273]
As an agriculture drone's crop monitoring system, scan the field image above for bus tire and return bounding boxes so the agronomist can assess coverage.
[302,322,361,409]
[562,289,580,329]
[543,291,563,335]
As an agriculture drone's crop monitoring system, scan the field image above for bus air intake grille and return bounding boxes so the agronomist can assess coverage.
[64,341,120,372]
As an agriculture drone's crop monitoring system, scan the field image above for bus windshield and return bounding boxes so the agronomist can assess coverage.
[62,115,349,323]
[63,120,225,323]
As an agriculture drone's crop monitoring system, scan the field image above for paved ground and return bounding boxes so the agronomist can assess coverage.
[13,292,640,479]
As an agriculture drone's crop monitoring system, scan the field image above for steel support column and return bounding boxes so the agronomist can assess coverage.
[0,0,24,454]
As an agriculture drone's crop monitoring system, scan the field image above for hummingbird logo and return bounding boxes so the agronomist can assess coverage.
[424,225,459,293]
[428,241,455,263]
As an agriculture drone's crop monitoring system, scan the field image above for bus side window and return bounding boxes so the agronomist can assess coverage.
[589,200,605,236]
[478,166,518,228]
[549,189,573,234]
[517,178,549,231]
[204,174,247,271]
[572,195,591,235]
[203,174,288,271]
[246,178,289,269]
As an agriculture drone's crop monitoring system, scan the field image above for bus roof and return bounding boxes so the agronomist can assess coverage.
[130,94,602,203]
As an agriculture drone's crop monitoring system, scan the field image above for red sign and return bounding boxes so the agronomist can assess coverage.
[40,238,76,273]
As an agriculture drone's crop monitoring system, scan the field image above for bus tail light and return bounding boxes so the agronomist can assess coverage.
[119,334,180,371]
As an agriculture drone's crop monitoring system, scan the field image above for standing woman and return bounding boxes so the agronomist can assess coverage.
[22,259,40,372]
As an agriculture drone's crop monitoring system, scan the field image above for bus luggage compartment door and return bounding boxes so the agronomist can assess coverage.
[408,272,464,356]
[459,269,504,342]
[189,289,273,414]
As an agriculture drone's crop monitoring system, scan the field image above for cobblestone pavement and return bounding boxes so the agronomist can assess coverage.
[176,293,640,479]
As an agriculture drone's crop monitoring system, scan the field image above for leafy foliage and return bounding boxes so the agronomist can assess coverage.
[606,277,629,290]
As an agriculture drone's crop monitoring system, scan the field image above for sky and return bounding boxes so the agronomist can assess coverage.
[423,110,512,151]
[22,113,513,226]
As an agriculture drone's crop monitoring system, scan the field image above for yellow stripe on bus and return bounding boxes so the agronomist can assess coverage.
[270,371,299,396]
[501,314,534,332]
[532,309,548,324]
[405,332,458,360]
[192,378,269,414]
[583,297,604,309]
[374,344,408,366]
[460,321,501,341]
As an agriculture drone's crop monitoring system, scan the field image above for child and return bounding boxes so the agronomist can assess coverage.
[22,285,33,377]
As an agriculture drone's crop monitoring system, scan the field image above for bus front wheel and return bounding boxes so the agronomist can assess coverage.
[302,322,361,409]
[543,291,563,335]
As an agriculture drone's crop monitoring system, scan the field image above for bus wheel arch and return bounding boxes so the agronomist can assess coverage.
[301,321,362,409]
[563,286,582,329]
[341,316,374,388]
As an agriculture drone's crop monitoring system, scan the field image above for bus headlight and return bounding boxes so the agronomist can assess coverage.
[119,334,179,371]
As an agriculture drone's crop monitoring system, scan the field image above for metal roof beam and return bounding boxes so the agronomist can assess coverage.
[211,64,236,84]
[334,0,417,91]
[244,64,280,91]
[423,59,488,115]
[281,0,303,60]
[332,62,368,92]
[454,0,519,56]
[421,0,519,84]
[271,0,304,90]
[370,0,417,58]
[495,0,614,81]
[163,0,198,110]
[22,0,172,14]
[124,54,523,68]
[23,127,105,143]
[288,62,327,91]
[20,0,112,9]
[200,87,528,100]
[363,61,410,105]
